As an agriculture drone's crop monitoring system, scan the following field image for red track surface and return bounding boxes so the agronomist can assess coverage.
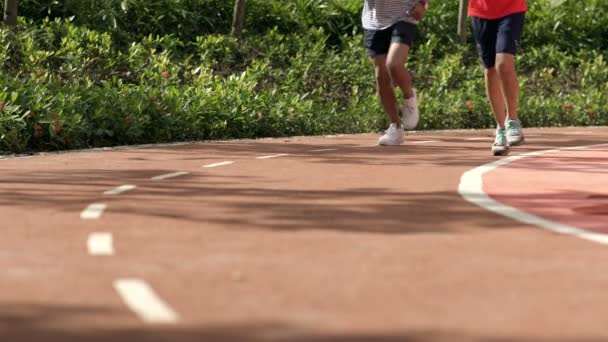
[1,127,607,341]
[485,145,608,234]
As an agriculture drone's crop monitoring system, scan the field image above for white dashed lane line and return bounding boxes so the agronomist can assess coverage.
[203,161,234,168]
[309,148,338,152]
[87,232,115,256]
[411,140,438,144]
[151,171,190,181]
[104,185,137,195]
[256,154,289,159]
[114,278,179,324]
[80,203,107,220]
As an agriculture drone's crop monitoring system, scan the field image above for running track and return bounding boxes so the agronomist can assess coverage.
[1,127,607,341]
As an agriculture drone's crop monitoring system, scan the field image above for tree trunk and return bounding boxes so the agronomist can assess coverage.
[458,0,469,44]
[231,0,246,39]
[3,0,18,26]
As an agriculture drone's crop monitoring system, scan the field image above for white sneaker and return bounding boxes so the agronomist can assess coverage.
[378,123,404,146]
[402,90,419,130]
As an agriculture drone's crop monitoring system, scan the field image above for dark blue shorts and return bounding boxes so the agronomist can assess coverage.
[364,21,417,57]
[471,12,525,69]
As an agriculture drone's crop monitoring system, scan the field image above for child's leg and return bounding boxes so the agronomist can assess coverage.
[485,67,508,128]
[387,43,414,99]
[386,22,420,130]
[371,55,400,125]
[495,53,519,121]
[495,12,525,146]
[472,16,507,128]
[385,22,416,100]
[472,15,510,155]
[495,12,525,122]
[364,24,401,125]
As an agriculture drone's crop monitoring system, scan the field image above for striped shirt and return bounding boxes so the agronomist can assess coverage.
[362,0,419,30]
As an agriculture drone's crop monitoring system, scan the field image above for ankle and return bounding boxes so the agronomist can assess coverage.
[403,90,415,99]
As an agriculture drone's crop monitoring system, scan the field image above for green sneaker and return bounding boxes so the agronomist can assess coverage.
[492,128,510,156]
[505,119,525,146]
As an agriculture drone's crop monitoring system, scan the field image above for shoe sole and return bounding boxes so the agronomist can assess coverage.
[507,136,525,146]
[492,147,511,156]
[401,110,419,131]
[402,116,419,130]
[403,122,418,131]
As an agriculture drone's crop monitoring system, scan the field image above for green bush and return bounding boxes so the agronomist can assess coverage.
[0,19,384,152]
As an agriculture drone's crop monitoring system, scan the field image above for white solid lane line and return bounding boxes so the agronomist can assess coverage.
[104,185,137,195]
[114,278,179,324]
[151,171,190,181]
[256,154,289,159]
[465,137,490,141]
[203,161,234,168]
[459,143,608,245]
[80,203,107,220]
[87,232,114,256]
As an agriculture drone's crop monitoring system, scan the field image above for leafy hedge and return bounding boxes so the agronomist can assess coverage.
[0,0,606,152]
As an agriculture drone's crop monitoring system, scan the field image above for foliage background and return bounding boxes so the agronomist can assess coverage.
[0,0,606,152]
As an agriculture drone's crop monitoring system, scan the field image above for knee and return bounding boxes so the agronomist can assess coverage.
[375,66,391,86]
[495,55,514,75]
[385,59,403,78]
[484,67,498,77]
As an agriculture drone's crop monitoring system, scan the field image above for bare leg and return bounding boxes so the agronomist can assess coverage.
[386,42,414,100]
[484,67,507,129]
[371,55,400,125]
[495,53,519,121]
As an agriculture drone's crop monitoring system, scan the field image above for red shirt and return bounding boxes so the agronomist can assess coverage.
[468,0,527,19]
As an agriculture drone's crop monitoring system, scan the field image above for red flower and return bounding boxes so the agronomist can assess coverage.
[52,122,61,133]
[33,125,44,138]
[162,71,171,78]
[36,68,43,76]
[563,103,573,111]
[465,100,474,110]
